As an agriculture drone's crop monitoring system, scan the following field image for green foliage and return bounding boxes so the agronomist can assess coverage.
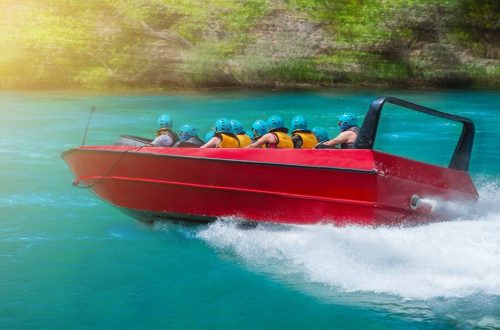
[0,0,497,89]
[449,0,499,58]
[288,0,390,44]
[259,59,329,84]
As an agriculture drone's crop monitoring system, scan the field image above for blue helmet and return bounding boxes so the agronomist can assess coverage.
[312,127,329,143]
[267,115,284,132]
[252,119,268,138]
[230,119,244,134]
[215,118,232,133]
[157,114,173,129]
[204,131,215,142]
[179,124,199,141]
[291,115,307,131]
[245,130,255,140]
[338,112,357,131]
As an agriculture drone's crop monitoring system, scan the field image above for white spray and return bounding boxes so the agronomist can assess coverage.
[197,179,500,300]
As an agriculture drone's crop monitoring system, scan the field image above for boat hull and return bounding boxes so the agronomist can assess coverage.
[62,147,478,225]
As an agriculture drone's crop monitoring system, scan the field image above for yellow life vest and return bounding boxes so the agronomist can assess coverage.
[236,133,252,148]
[216,133,240,148]
[267,131,293,149]
[292,131,318,149]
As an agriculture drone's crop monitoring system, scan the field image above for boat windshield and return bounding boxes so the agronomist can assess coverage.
[373,103,463,167]
[355,97,475,171]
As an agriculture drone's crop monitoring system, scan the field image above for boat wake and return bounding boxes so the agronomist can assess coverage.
[152,178,500,326]
[197,178,500,300]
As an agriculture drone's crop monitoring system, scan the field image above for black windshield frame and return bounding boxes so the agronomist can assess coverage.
[354,97,475,172]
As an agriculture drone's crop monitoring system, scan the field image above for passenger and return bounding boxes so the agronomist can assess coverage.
[246,115,293,149]
[151,114,179,147]
[311,127,329,143]
[245,130,254,141]
[204,131,215,143]
[230,119,252,148]
[319,112,359,149]
[251,119,268,142]
[200,118,240,148]
[173,124,204,147]
[290,115,317,149]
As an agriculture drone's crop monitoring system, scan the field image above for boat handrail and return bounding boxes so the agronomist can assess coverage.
[354,97,475,172]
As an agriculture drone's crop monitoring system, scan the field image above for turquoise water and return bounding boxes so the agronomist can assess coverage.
[1,90,499,329]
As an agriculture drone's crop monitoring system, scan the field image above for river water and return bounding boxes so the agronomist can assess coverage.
[0,90,499,329]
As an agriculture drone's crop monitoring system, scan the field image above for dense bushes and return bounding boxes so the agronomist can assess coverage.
[0,0,497,89]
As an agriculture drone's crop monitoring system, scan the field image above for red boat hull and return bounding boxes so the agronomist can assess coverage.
[62,146,478,225]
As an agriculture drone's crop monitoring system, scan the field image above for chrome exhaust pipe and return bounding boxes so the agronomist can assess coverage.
[410,194,421,210]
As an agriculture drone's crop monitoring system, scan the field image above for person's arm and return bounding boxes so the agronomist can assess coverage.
[315,142,335,149]
[200,136,221,148]
[151,136,161,146]
[246,133,276,148]
[322,131,354,148]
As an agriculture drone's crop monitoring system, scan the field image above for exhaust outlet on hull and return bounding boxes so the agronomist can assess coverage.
[410,194,437,215]
[410,194,420,210]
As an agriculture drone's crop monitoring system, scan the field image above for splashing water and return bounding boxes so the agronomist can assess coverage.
[196,180,500,300]
[418,177,500,220]
[2,91,499,329]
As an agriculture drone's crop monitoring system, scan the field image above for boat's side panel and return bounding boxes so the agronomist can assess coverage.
[64,148,385,224]
[373,151,478,221]
[74,146,377,171]
[92,177,378,224]
[63,147,478,225]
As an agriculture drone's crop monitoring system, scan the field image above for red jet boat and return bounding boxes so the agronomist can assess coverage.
[62,97,478,225]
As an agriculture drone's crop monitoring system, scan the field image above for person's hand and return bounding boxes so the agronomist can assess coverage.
[315,142,337,149]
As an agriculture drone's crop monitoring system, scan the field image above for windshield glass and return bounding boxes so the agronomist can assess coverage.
[373,102,462,167]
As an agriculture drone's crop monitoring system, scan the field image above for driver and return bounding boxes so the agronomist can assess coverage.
[317,112,359,149]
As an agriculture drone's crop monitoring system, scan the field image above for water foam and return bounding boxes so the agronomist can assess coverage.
[197,180,500,300]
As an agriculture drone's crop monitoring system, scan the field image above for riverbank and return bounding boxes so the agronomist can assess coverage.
[1,1,498,91]
[2,82,500,95]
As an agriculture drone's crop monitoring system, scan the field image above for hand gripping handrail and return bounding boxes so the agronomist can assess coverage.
[354,97,475,172]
